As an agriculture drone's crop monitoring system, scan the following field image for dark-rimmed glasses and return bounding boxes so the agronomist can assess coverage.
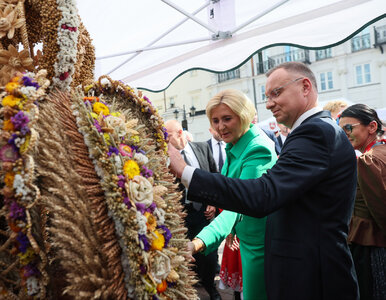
[265,77,304,102]
[341,123,361,133]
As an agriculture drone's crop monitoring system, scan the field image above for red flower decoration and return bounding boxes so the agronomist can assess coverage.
[59,72,69,81]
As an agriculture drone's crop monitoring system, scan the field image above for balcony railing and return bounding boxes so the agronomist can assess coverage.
[256,57,275,75]
[315,48,332,61]
[351,33,371,52]
[374,25,386,46]
[269,49,310,65]
[217,69,240,83]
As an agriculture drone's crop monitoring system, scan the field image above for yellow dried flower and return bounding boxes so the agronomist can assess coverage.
[2,95,20,107]
[123,160,140,180]
[145,212,157,231]
[3,119,14,131]
[151,230,165,250]
[4,171,15,187]
[93,102,109,116]
[5,81,19,93]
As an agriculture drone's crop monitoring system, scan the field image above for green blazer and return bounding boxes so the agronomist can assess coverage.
[197,124,277,300]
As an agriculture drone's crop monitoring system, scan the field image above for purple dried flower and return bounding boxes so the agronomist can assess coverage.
[11,111,30,131]
[8,134,20,151]
[22,76,40,89]
[117,175,126,189]
[135,202,146,214]
[107,146,119,157]
[158,225,172,248]
[138,234,150,251]
[16,232,30,253]
[146,202,156,214]
[94,120,102,132]
[23,264,40,277]
[123,197,131,209]
[162,127,168,140]
[143,96,152,105]
[139,264,147,274]
[9,202,26,221]
[141,165,153,178]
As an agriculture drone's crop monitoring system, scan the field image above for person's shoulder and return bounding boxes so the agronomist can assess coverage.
[191,141,211,151]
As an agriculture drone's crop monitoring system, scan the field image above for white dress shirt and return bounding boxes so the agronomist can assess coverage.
[210,137,226,172]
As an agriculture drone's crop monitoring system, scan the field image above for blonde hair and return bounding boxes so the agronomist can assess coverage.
[323,100,348,113]
[206,89,256,131]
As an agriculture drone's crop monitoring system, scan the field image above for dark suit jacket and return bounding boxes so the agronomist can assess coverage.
[188,111,359,300]
[183,141,217,238]
[277,134,284,147]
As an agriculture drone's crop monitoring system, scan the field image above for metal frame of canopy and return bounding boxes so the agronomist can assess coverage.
[84,0,386,92]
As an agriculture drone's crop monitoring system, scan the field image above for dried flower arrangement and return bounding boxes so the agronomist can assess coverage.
[0,70,50,298]
[0,0,95,91]
[66,77,197,299]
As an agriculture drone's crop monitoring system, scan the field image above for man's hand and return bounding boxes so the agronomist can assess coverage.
[204,205,216,220]
[186,241,196,262]
[168,144,187,178]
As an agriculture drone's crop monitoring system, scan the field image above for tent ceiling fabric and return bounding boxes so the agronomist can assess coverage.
[77,0,386,92]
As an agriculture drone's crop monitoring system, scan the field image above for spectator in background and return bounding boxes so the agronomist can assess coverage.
[252,113,281,155]
[323,99,348,120]
[339,104,386,300]
[164,120,221,300]
[207,127,226,173]
[276,123,291,148]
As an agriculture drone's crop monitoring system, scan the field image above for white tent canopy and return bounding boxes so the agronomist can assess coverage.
[77,0,386,92]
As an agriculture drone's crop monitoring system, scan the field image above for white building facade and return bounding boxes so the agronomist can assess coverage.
[142,18,386,142]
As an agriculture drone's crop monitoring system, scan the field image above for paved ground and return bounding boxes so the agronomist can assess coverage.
[195,241,236,300]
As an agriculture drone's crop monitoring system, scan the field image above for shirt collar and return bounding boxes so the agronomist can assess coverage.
[226,124,259,158]
[291,106,322,131]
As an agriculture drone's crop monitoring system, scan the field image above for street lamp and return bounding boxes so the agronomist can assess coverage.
[173,105,196,130]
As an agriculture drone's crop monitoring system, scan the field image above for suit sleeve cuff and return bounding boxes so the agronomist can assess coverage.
[181,166,195,188]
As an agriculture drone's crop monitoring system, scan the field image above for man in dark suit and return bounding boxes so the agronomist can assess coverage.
[207,127,226,172]
[168,62,359,300]
[165,120,221,300]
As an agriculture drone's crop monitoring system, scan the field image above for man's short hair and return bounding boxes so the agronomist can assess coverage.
[266,62,317,90]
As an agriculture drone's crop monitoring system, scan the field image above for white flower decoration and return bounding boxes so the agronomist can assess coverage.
[134,153,148,165]
[126,175,153,207]
[151,252,171,283]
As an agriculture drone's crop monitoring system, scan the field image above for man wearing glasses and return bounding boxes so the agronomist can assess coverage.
[168,62,359,300]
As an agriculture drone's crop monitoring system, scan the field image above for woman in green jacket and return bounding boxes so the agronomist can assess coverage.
[188,89,277,300]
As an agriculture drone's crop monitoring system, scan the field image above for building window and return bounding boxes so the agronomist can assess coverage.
[319,71,333,91]
[351,28,371,52]
[355,63,371,85]
[260,85,266,101]
[169,97,175,108]
[315,48,332,61]
[217,69,240,83]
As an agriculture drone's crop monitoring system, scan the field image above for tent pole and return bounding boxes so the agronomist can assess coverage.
[231,0,290,35]
[161,0,218,34]
[102,1,211,75]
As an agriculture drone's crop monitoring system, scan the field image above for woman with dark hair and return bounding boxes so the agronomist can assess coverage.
[339,104,386,300]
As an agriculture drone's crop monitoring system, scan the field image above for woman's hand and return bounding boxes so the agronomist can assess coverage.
[225,234,240,251]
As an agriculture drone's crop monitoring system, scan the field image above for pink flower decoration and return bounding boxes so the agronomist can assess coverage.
[0,144,18,162]
[119,144,132,157]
